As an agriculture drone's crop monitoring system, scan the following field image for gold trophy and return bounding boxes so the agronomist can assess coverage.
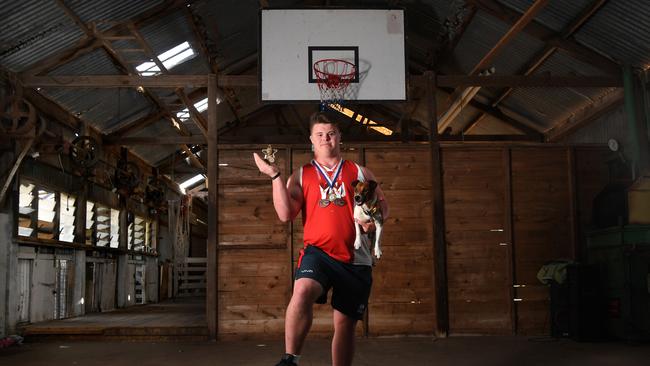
[261,144,278,164]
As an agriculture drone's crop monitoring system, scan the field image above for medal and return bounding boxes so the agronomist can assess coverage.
[313,159,346,209]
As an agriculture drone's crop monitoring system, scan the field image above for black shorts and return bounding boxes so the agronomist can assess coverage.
[295,245,372,320]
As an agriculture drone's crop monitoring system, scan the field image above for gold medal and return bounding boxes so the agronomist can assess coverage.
[328,192,337,201]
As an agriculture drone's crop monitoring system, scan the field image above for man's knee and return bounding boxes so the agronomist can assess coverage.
[292,278,323,304]
[333,310,357,332]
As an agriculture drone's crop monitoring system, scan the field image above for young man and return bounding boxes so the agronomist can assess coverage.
[253,111,389,366]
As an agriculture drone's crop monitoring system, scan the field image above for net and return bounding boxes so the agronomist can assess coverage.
[313,59,356,110]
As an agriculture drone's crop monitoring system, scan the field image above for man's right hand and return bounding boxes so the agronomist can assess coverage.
[253,153,279,178]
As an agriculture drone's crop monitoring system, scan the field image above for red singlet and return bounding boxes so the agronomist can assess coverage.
[299,159,361,264]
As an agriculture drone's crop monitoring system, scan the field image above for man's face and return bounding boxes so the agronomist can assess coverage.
[310,123,340,156]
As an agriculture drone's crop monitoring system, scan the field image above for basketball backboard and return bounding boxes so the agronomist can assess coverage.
[260,8,406,103]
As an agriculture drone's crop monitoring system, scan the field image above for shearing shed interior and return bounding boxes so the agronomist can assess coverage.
[0,0,649,365]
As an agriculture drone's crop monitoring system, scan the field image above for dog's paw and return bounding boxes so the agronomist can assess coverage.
[353,238,363,250]
[374,246,382,259]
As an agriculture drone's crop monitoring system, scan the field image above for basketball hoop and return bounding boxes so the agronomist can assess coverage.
[313,59,356,110]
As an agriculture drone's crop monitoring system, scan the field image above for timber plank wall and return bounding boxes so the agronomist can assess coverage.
[215,144,610,339]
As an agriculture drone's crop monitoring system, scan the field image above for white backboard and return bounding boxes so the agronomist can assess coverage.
[260,8,406,102]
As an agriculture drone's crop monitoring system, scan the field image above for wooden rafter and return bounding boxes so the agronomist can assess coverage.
[75,10,202,170]
[463,0,611,134]
[22,0,195,76]
[47,2,205,176]
[467,0,619,75]
[466,97,542,139]
[104,136,206,145]
[176,89,208,137]
[438,0,549,133]
[126,22,209,138]
[23,73,618,89]
[184,7,244,126]
[545,88,623,142]
[21,74,254,88]
[434,74,621,87]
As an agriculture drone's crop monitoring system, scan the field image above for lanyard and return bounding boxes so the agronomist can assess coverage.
[311,159,344,190]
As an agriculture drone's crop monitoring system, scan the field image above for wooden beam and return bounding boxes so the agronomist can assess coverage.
[104,136,206,145]
[206,73,218,340]
[425,71,449,337]
[54,0,93,37]
[176,89,208,137]
[489,0,611,106]
[433,74,621,88]
[22,0,197,76]
[21,74,256,88]
[467,0,619,75]
[181,145,204,170]
[466,98,543,139]
[461,0,611,134]
[472,0,549,76]
[184,7,245,127]
[545,88,623,142]
[21,88,81,131]
[438,0,548,133]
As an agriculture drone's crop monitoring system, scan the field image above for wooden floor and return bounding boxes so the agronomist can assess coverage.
[20,297,207,341]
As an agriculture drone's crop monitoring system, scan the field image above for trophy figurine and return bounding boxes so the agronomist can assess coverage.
[261,144,278,164]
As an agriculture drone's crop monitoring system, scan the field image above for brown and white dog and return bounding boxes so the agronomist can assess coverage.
[351,180,383,259]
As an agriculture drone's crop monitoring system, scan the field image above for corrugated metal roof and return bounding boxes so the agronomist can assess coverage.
[497,0,592,33]
[566,105,628,144]
[129,119,183,166]
[498,48,613,131]
[448,10,546,76]
[42,48,153,131]
[64,0,165,32]
[575,0,650,68]
[191,0,261,70]
[0,1,84,72]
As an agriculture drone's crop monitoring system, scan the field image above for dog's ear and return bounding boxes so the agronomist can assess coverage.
[351,180,360,188]
[368,180,377,192]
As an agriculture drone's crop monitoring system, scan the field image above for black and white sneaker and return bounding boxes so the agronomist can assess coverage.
[274,354,298,366]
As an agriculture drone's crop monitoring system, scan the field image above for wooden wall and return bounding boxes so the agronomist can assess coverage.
[215,143,610,338]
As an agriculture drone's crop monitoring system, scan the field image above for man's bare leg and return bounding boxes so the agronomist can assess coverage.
[332,309,357,366]
[285,278,323,355]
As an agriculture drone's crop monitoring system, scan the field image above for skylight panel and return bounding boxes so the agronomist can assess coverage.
[136,41,195,76]
[175,97,221,122]
[179,174,205,194]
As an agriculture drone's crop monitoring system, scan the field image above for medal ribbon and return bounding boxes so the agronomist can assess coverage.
[312,159,344,192]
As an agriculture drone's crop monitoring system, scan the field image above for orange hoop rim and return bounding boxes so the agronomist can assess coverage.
[313,59,356,88]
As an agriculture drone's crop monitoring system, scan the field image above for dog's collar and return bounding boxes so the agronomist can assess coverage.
[362,196,379,216]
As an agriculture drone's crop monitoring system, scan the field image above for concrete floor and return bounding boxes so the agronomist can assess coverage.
[1,336,648,366]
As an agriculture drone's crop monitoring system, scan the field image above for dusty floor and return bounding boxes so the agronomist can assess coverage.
[1,336,648,366]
